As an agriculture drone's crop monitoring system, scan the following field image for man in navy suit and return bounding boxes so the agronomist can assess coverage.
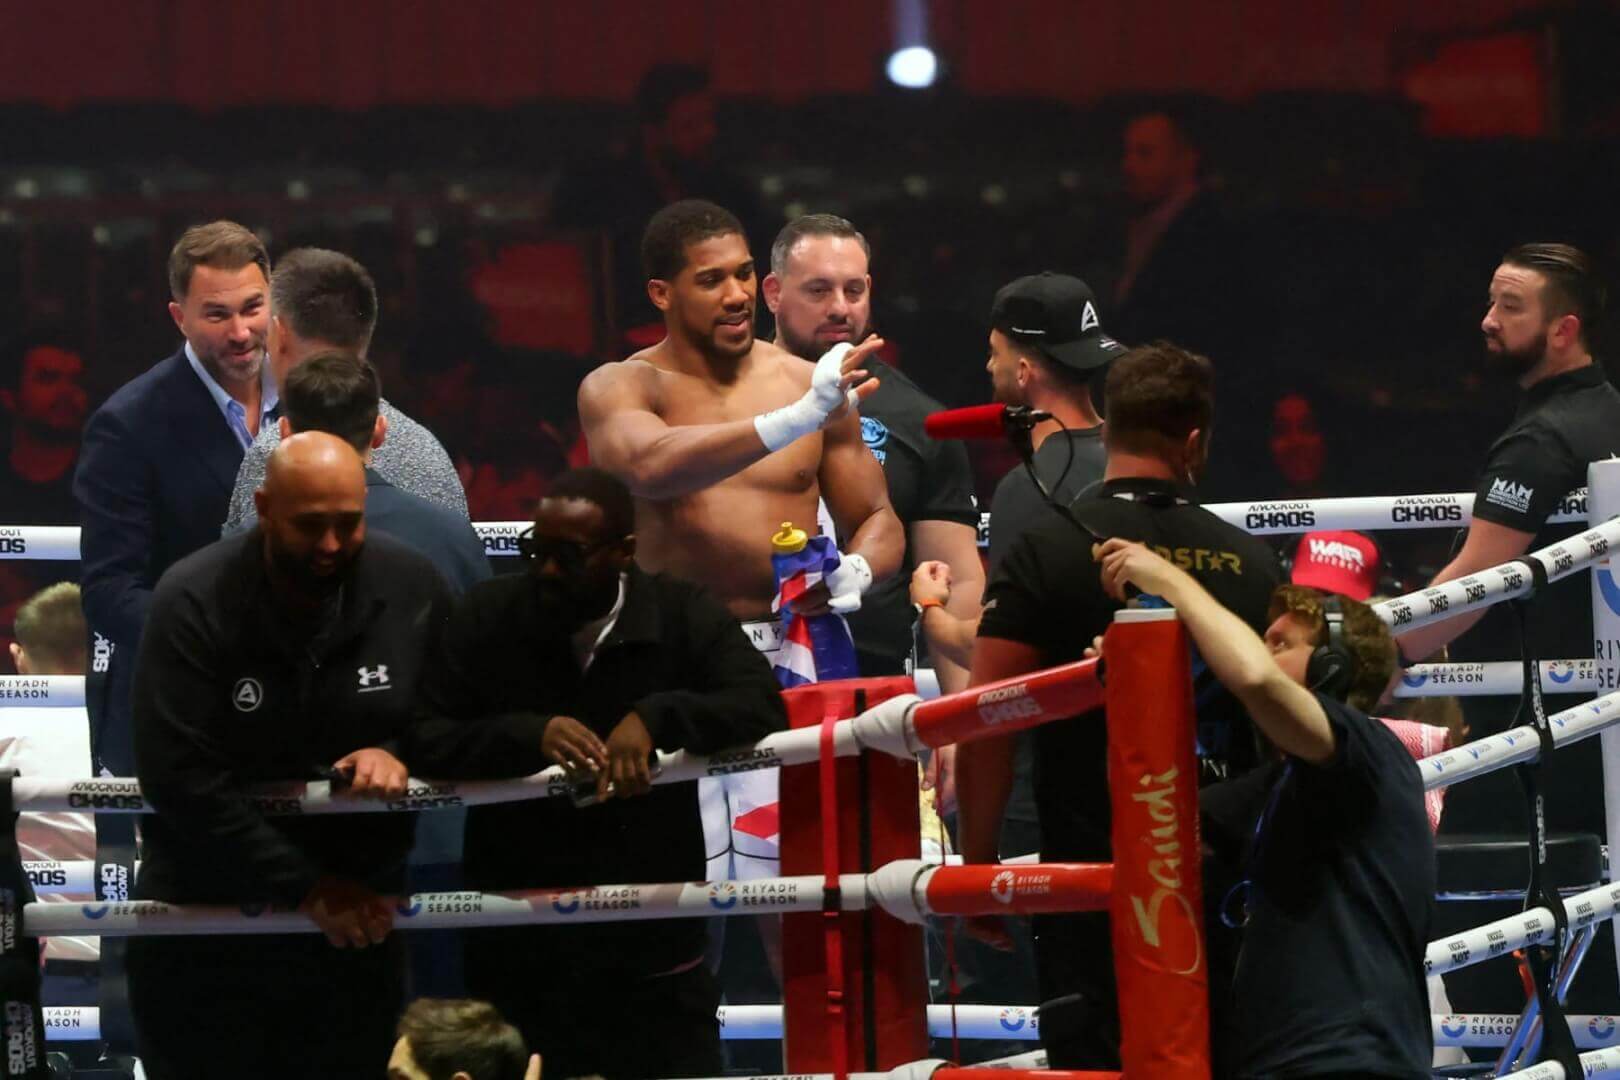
[74,220,278,775]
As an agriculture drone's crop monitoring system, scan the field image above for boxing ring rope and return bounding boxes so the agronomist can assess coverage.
[0,486,1591,568]
[4,657,1103,817]
[5,482,1619,1076]
[1,608,1209,1079]
[36,1001,1620,1052]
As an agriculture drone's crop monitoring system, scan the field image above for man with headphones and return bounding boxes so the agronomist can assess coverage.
[956,343,1282,1069]
[1094,540,1435,1078]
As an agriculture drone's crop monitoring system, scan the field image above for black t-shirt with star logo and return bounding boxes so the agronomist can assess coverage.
[846,360,978,673]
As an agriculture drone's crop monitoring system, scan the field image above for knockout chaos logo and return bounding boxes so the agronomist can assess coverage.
[4,1001,38,1075]
[476,523,526,556]
[67,780,144,812]
[706,747,782,777]
[1389,495,1464,525]
[1243,502,1315,531]
[385,783,465,812]
[975,684,1041,726]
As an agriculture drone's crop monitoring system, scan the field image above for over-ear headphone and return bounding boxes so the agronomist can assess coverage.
[1305,594,1357,701]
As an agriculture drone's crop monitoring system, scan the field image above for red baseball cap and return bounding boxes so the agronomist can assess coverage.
[1290,530,1381,601]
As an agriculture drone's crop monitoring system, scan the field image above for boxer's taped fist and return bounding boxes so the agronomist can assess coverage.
[826,552,874,615]
[810,342,859,413]
[754,342,861,452]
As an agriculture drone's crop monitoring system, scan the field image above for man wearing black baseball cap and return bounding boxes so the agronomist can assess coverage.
[984,272,1126,569]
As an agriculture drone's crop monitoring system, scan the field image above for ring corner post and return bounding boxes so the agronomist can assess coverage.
[1104,608,1212,1080]
[1589,458,1620,984]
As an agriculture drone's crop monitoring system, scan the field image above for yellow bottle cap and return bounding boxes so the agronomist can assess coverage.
[770,521,808,554]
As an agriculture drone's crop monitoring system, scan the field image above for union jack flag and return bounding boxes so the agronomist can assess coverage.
[770,535,860,688]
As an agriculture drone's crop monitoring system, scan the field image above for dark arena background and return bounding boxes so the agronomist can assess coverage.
[5,1,1620,1077]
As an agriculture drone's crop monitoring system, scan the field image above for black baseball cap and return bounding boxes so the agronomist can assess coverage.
[989,272,1126,373]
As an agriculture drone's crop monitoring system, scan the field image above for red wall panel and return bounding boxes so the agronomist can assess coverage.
[0,0,1561,108]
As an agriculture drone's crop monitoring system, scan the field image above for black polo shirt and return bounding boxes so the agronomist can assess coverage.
[846,360,979,673]
[1446,362,1620,838]
[1203,696,1435,1079]
[986,427,1107,570]
[977,476,1283,861]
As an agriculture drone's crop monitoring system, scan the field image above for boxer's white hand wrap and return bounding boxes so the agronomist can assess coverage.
[825,552,873,615]
[753,343,861,452]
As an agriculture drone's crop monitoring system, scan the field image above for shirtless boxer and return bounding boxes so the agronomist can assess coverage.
[578,199,902,889]
[578,199,901,626]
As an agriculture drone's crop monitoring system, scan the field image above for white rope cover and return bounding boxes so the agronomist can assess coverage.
[0,487,1590,564]
[1416,690,1620,792]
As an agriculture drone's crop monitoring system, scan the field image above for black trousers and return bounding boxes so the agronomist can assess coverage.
[469,941,721,1080]
[1032,910,1120,1069]
[127,933,405,1080]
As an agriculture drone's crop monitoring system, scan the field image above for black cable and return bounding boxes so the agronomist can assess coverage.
[1506,565,1582,1075]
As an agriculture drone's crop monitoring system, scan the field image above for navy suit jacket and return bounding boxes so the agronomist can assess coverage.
[74,347,258,774]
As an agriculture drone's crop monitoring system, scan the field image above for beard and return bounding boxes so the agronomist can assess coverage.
[1483,330,1546,379]
[777,317,865,363]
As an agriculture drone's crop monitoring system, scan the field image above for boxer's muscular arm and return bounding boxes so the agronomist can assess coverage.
[578,364,772,500]
[819,408,904,582]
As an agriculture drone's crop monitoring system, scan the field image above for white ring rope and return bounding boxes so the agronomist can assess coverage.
[1204,489,1587,536]
[6,692,923,816]
[1417,690,1620,792]
[41,1003,1618,1051]
[22,871,877,938]
[34,1005,1047,1045]
[4,658,1598,718]
[1396,660,1600,698]
[1434,1014,1620,1051]
[1499,1047,1620,1079]
[1368,515,1620,635]
[1425,880,1620,978]
[0,488,1592,565]
[17,859,1110,938]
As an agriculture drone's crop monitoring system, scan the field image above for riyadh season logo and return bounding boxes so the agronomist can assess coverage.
[998,1007,1029,1032]
[708,882,739,910]
[990,870,1016,905]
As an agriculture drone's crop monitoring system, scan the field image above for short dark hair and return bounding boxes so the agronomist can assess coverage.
[396,999,528,1080]
[770,214,871,277]
[13,582,86,675]
[635,63,710,125]
[1268,585,1397,714]
[1502,242,1607,348]
[1104,342,1214,456]
[270,248,379,353]
[544,467,636,541]
[168,221,269,301]
[282,351,380,453]
[641,199,747,281]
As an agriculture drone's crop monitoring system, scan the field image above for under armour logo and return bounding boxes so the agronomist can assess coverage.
[1080,301,1099,332]
[233,678,263,713]
[357,665,391,692]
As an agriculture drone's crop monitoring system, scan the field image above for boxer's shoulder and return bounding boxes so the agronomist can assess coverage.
[579,354,662,410]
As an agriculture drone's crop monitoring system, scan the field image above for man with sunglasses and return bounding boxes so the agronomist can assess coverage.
[409,466,786,1080]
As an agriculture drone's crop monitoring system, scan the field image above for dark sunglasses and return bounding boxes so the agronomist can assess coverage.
[517,529,615,568]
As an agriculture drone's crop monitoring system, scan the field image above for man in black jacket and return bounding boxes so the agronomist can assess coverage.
[129,431,454,1080]
[410,466,786,1080]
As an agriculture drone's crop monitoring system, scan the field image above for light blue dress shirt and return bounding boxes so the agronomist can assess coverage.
[184,341,279,450]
